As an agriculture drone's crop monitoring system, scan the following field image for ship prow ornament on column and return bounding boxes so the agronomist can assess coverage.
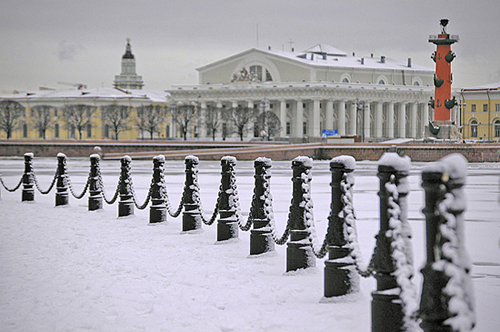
[426,19,461,139]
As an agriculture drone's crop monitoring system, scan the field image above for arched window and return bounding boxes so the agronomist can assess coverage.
[494,120,500,137]
[470,120,478,138]
[249,65,273,81]
[342,78,349,83]
[378,80,385,84]
[414,81,420,86]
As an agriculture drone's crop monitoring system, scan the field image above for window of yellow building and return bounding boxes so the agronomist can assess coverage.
[471,104,476,112]
[483,104,488,112]
[471,120,478,137]
[495,120,500,137]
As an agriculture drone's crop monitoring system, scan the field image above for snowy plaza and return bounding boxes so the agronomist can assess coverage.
[0,156,499,331]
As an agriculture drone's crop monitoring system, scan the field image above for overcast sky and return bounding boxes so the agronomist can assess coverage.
[1,0,499,92]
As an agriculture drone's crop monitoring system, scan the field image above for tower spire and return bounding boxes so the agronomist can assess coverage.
[114,38,144,90]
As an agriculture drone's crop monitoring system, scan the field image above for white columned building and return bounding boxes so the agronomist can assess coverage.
[166,44,434,141]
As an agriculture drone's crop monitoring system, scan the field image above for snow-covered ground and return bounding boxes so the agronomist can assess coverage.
[0,157,499,332]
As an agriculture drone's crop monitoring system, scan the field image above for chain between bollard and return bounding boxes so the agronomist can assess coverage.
[33,170,58,195]
[385,174,418,328]
[67,175,90,199]
[340,174,373,278]
[100,173,121,205]
[199,183,221,225]
[0,175,23,192]
[130,176,153,210]
[164,185,185,218]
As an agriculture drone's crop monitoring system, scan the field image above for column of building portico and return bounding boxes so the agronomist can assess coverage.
[398,102,407,138]
[410,102,418,138]
[199,101,207,138]
[421,102,429,136]
[387,102,395,138]
[375,101,383,138]
[349,101,357,136]
[325,100,334,131]
[294,99,303,138]
[279,99,287,137]
[312,99,321,137]
[337,100,346,136]
[363,102,371,139]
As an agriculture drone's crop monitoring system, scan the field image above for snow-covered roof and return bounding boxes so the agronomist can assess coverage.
[461,82,500,90]
[0,87,170,104]
[197,46,433,73]
[304,44,347,57]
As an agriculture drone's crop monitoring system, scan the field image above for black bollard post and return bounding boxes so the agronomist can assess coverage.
[55,153,69,206]
[118,155,134,217]
[22,152,35,202]
[182,156,202,232]
[249,157,275,255]
[88,154,103,211]
[418,154,475,332]
[286,156,316,272]
[149,155,167,224]
[324,155,359,298]
[371,152,412,332]
[216,156,239,242]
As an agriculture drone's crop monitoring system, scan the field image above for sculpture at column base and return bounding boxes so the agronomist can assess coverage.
[424,121,462,140]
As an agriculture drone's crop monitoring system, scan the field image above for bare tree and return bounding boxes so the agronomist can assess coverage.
[63,104,96,140]
[101,105,130,140]
[203,105,221,141]
[171,104,197,141]
[223,106,258,141]
[31,105,55,139]
[0,100,25,139]
[136,104,167,139]
[255,110,281,140]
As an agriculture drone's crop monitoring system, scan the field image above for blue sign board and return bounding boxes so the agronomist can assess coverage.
[322,129,338,137]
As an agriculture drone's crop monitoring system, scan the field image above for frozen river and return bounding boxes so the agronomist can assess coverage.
[0,156,499,331]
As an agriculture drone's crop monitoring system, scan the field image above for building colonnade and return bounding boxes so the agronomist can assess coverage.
[167,82,433,141]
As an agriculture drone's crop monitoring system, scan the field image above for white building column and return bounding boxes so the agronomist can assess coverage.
[387,102,395,138]
[363,102,371,139]
[375,101,383,138]
[410,102,418,138]
[399,102,407,138]
[349,101,357,136]
[422,102,429,136]
[337,100,346,136]
[247,100,254,109]
[295,99,303,138]
[325,100,334,131]
[279,99,287,136]
[312,99,321,137]
[232,101,239,108]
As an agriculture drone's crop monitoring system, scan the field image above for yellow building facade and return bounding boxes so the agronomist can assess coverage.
[0,88,171,140]
[460,83,500,140]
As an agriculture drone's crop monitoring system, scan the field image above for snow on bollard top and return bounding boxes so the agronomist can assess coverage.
[378,152,411,173]
[221,156,237,165]
[185,155,199,163]
[292,156,313,168]
[121,155,132,162]
[441,153,467,184]
[254,157,272,167]
[57,152,67,158]
[24,152,34,158]
[90,153,100,160]
[153,155,165,162]
[330,155,356,171]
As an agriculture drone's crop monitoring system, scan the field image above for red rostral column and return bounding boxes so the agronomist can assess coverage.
[429,19,459,122]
